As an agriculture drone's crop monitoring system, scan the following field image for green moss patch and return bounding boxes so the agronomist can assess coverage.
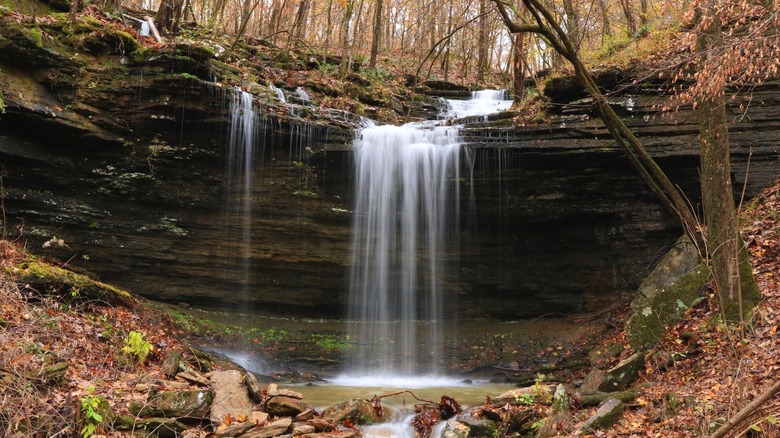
[10,259,133,305]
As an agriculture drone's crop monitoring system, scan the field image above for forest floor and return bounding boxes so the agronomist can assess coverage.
[1,178,778,437]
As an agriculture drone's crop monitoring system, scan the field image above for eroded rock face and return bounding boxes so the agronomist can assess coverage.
[1,19,779,319]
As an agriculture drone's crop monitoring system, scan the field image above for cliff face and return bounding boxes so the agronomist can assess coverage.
[1,16,778,319]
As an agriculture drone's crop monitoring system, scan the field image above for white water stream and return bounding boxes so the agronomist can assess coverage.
[342,89,513,380]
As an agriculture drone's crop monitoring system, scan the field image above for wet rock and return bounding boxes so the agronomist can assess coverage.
[211,370,253,426]
[267,383,304,399]
[456,415,499,437]
[244,372,264,402]
[580,398,625,431]
[321,398,384,425]
[599,352,645,392]
[491,385,555,407]
[266,395,310,417]
[441,418,470,438]
[241,417,292,438]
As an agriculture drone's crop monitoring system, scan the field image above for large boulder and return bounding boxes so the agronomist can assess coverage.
[321,398,384,425]
[625,236,708,351]
[210,370,253,426]
[129,390,213,418]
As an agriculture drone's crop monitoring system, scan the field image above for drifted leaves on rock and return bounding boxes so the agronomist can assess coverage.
[412,404,440,438]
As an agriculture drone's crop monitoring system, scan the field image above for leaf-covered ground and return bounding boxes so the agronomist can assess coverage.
[600,179,780,437]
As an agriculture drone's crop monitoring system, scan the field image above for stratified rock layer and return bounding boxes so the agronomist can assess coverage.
[1,19,778,318]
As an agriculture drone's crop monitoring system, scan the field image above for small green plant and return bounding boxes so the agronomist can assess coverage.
[121,330,153,363]
[180,72,198,80]
[309,333,351,352]
[515,392,535,405]
[80,386,106,437]
[259,328,287,343]
[28,27,43,48]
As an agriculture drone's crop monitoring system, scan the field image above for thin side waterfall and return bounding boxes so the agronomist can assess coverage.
[343,90,510,380]
[225,88,258,299]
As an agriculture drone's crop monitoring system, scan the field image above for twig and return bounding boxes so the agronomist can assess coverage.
[708,379,780,438]
[375,389,438,405]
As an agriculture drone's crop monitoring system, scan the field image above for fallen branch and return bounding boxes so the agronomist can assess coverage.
[143,16,163,42]
[708,379,780,438]
[375,389,438,406]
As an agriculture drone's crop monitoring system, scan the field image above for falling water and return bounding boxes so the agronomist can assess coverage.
[269,83,286,103]
[225,88,259,298]
[344,90,511,380]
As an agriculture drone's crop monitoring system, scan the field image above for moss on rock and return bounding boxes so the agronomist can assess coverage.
[10,259,133,305]
[625,236,709,351]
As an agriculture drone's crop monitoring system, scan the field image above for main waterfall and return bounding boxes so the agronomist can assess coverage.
[344,90,512,379]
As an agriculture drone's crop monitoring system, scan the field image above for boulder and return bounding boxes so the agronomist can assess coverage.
[267,383,304,399]
[598,352,645,392]
[625,236,708,351]
[143,390,213,418]
[580,368,607,394]
[321,398,384,425]
[456,415,499,437]
[580,398,625,431]
[210,370,253,426]
[241,417,292,438]
[266,395,310,417]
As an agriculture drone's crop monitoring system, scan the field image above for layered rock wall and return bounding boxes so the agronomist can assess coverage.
[2,22,778,318]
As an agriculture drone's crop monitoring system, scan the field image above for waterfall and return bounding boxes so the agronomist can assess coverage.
[344,90,510,379]
[269,83,286,103]
[225,88,259,298]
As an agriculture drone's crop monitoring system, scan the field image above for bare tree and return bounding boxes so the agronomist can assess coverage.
[369,0,383,68]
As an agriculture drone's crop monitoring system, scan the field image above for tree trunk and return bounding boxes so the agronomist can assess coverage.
[292,0,311,47]
[369,0,383,68]
[512,32,526,101]
[477,0,489,83]
[696,1,758,322]
[562,0,579,50]
[598,0,612,39]
[155,0,185,34]
[620,0,636,36]
[491,0,701,248]
[339,0,355,75]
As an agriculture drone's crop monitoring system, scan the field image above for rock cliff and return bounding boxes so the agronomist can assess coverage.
[1,14,778,319]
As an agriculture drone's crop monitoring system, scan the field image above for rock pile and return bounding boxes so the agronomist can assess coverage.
[113,350,384,437]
